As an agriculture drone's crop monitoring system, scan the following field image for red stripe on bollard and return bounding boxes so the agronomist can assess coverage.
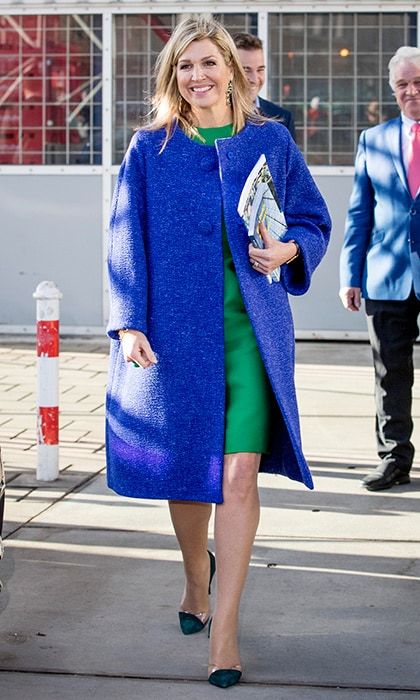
[37,320,59,357]
[38,406,59,445]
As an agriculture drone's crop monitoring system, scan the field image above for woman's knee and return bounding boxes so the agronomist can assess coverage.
[222,454,260,501]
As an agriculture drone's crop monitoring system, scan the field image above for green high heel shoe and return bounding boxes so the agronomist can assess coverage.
[178,550,216,635]
[207,619,242,688]
[208,666,242,689]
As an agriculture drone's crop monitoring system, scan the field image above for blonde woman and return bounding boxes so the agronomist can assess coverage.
[106,15,330,688]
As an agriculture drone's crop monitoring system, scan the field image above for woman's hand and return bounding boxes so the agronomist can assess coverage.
[248,222,299,275]
[119,329,158,369]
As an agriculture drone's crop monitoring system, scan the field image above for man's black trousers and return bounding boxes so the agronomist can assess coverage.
[365,292,420,473]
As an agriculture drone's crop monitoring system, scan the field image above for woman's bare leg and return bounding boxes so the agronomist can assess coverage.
[169,500,213,614]
[209,452,261,669]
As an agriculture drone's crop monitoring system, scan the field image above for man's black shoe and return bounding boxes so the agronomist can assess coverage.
[362,464,411,491]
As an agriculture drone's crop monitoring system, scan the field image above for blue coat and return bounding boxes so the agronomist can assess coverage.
[106,121,331,503]
[340,117,420,298]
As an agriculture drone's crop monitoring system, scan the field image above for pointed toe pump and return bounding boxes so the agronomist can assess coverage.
[178,550,216,635]
[178,609,210,635]
[207,619,242,687]
[208,666,242,689]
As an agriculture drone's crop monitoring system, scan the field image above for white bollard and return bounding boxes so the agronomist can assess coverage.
[33,281,63,481]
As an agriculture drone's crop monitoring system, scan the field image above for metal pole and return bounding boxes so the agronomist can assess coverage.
[33,281,62,481]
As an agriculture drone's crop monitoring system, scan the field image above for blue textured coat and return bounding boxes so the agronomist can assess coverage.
[340,117,420,298]
[106,121,331,503]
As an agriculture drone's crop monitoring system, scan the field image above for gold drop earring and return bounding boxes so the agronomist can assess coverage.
[225,80,233,106]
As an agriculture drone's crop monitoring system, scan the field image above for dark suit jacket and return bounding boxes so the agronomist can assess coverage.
[258,97,296,141]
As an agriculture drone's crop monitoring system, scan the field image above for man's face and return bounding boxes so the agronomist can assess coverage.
[394,60,420,120]
[237,47,265,102]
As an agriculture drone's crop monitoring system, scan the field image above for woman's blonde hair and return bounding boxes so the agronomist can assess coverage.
[143,15,261,147]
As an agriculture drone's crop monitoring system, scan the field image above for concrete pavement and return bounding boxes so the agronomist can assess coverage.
[0,339,419,699]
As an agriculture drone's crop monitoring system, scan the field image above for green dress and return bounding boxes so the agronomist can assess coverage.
[194,124,272,454]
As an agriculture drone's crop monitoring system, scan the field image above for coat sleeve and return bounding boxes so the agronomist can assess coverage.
[280,138,331,296]
[106,132,148,340]
[339,130,375,289]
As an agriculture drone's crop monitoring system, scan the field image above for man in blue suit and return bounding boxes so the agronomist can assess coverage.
[234,33,296,140]
[340,46,420,491]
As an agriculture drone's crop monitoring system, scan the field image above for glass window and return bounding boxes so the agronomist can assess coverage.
[0,14,102,165]
[113,13,257,164]
[113,14,177,164]
[4,10,416,169]
[268,12,417,165]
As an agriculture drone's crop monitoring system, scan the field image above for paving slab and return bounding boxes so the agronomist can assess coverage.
[294,341,420,368]
[2,472,104,538]
[2,672,417,700]
[30,471,420,543]
[1,340,420,696]
[1,528,419,691]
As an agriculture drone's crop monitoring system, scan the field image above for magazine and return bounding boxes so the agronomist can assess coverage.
[237,154,288,284]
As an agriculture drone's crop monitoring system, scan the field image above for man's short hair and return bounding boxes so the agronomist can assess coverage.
[233,33,263,51]
[388,46,420,89]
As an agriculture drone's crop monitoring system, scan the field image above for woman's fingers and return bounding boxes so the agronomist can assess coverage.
[258,221,271,246]
[138,336,158,364]
[250,258,268,274]
[121,331,158,368]
[248,244,274,273]
[248,239,297,272]
[128,353,153,369]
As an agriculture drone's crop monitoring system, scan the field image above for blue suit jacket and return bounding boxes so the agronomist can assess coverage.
[258,97,296,141]
[340,116,420,299]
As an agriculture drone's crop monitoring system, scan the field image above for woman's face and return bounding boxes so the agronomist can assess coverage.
[176,38,233,122]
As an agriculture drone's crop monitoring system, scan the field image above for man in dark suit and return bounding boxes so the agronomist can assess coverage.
[340,46,420,491]
[233,33,295,140]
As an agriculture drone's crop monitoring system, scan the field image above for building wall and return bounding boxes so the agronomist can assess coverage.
[1,2,418,336]
[0,174,103,330]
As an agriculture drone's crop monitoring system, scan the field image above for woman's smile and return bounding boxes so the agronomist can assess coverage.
[190,85,213,93]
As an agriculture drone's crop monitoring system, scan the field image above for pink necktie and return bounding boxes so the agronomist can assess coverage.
[408,122,420,198]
